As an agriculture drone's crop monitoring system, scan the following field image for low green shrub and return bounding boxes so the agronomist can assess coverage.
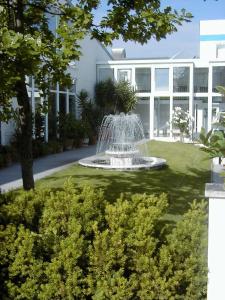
[0,145,13,167]
[0,182,207,299]
[47,140,63,154]
[32,140,51,158]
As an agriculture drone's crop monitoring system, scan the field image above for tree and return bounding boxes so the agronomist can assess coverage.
[0,1,192,190]
[114,80,137,113]
[95,79,137,115]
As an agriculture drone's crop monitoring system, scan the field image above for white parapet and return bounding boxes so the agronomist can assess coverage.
[205,183,225,300]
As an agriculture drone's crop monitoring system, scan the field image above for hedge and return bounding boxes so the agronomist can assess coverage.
[0,182,207,299]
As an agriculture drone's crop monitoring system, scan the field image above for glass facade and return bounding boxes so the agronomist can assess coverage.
[173,67,190,92]
[59,93,66,115]
[194,68,208,93]
[173,96,189,111]
[98,68,114,82]
[48,92,57,140]
[69,95,76,116]
[212,66,225,92]
[117,69,131,82]
[154,97,170,137]
[134,99,150,136]
[193,97,208,134]
[135,68,151,92]
[212,96,225,123]
[155,68,169,92]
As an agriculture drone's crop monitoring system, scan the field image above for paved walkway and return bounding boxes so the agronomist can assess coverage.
[0,145,96,192]
[211,157,225,184]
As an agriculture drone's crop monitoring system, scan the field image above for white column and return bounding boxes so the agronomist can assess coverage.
[114,67,118,81]
[208,65,213,131]
[169,66,173,139]
[131,66,135,89]
[149,95,154,139]
[205,183,225,300]
[149,67,155,139]
[189,64,194,140]
[189,64,194,115]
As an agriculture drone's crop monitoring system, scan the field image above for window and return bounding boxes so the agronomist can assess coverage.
[133,102,150,136]
[155,68,169,91]
[117,69,131,82]
[135,68,151,92]
[69,95,76,116]
[194,68,208,93]
[212,66,225,92]
[154,97,170,137]
[217,45,225,59]
[173,67,190,92]
[59,93,66,115]
[48,92,57,139]
[98,68,114,82]
[193,97,208,133]
[137,97,150,102]
[173,96,189,112]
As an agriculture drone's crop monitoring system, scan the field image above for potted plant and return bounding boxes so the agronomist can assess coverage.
[73,119,87,148]
[78,90,100,145]
[59,113,77,150]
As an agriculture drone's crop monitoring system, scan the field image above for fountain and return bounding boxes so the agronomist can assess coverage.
[79,113,166,170]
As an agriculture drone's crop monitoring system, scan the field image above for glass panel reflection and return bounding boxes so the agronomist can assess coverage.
[154,97,170,137]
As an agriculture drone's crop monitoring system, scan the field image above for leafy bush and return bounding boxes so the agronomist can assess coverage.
[58,113,87,148]
[0,183,207,299]
[199,128,225,160]
[78,90,101,140]
[47,139,63,154]
[0,145,13,167]
[32,139,51,158]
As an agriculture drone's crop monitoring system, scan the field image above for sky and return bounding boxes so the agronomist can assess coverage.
[103,0,225,59]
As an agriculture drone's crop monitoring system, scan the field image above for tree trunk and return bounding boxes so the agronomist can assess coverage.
[16,78,34,190]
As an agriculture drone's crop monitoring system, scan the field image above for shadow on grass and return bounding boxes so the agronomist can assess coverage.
[41,164,210,223]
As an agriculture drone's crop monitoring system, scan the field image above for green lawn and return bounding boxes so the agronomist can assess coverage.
[36,141,210,222]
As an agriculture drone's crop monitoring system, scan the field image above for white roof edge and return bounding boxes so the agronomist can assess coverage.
[96,58,225,65]
[96,58,196,64]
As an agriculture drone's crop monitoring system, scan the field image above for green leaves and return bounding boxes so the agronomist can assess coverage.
[95,79,137,115]
[92,0,192,44]
[199,127,225,158]
[0,0,193,122]
[0,183,207,299]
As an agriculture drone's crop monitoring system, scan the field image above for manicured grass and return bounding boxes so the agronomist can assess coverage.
[36,141,210,222]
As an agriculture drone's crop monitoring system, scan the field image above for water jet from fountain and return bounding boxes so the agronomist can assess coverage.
[79,113,166,170]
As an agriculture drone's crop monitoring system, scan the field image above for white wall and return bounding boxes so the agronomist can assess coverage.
[200,20,225,60]
[76,36,112,99]
[205,183,225,300]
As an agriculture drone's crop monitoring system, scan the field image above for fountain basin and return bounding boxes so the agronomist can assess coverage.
[79,156,166,170]
[78,113,166,170]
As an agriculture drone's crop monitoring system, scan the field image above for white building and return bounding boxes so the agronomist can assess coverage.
[97,19,225,140]
[1,19,225,144]
[0,35,112,145]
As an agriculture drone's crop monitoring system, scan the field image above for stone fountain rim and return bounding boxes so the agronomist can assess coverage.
[78,155,166,170]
